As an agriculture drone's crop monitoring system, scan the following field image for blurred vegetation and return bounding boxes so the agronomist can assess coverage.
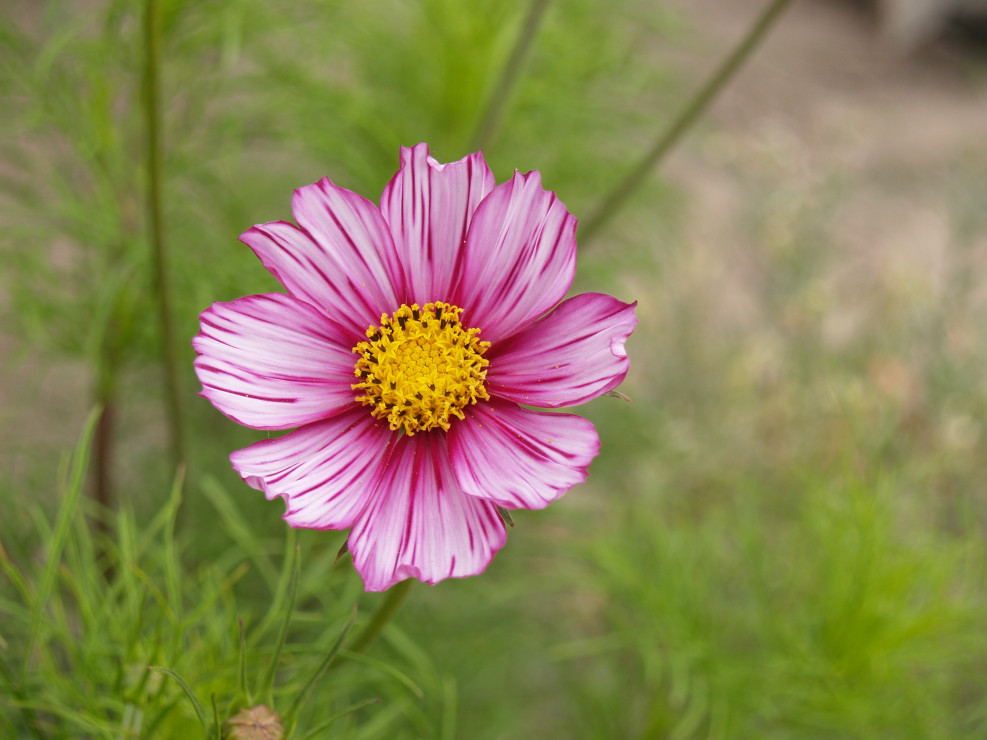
[2,0,987,738]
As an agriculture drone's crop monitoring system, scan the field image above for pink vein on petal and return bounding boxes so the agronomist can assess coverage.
[456,170,577,343]
[193,293,359,430]
[241,178,404,339]
[486,293,638,408]
[230,409,392,530]
[348,433,507,592]
[380,143,496,305]
[449,400,600,510]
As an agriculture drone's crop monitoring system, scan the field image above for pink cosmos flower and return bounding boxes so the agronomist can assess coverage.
[193,144,636,591]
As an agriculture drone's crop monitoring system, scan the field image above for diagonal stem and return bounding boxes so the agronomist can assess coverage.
[347,579,414,655]
[579,0,795,247]
[144,0,186,477]
[469,0,553,152]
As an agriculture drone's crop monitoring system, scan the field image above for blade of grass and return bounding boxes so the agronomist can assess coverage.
[440,675,457,740]
[0,649,44,740]
[211,692,221,740]
[11,700,115,736]
[115,506,143,641]
[284,605,358,723]
[0,539,32,607]
[163,464,185,652]
[337,650,425,700]
[200,476,279,591]
[121,702,144,738]
[297,698,382,740]
[261,540,300,706]
[253,524,297,641]
[238,618,252,706]
[128,561,178,625]
[147,666,207,730]
[64,500,100,630]
[23,407,101,677]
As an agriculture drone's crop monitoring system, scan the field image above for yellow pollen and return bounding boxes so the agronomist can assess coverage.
[352,302,490,435]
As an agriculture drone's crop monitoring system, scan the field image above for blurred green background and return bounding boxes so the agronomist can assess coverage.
[2,0,987,737]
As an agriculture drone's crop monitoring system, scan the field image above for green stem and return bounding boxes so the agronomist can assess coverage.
[347,579,413,654]
[144,0,185,475]
[92,371,117,579]
[578,0,794,247]
[468,0,552,152]
[92,365,116,525]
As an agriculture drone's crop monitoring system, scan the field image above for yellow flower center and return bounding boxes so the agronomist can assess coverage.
[352,302,490,435]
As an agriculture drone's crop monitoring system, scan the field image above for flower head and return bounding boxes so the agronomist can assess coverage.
[223,705,284,740]
[193,144,637,591]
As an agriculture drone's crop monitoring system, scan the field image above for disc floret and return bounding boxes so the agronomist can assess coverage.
[353,302,490,434]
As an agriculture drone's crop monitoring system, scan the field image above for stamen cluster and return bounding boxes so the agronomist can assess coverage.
[352,302,490,434]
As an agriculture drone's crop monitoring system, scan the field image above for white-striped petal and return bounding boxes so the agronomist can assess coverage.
[193,293,357,430]
[230,409,392,530]
[379,143,496,305]
[456,170,577,343]
[486,293,637,408]
[449,401,599,510]
[347,432,507,591]
[241,177,404,339]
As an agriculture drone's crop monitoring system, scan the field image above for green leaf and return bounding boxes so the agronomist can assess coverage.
[284,605,358,723]
[297,697,382,740]
[441,676,458,740]
[163,464,185,633]
[26,407,101,675]
[261,539,300,706]
[238,618,251,706]
[211,692,221,740]
[148,666,208,730]
[337,651,425,700]
[200,475,279,590]
[254,525,297,642]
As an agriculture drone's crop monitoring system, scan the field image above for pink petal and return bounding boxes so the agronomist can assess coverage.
[448,400,599,510]
[456,170,577,343]
[486,293,637,407]
[240,177,404,339]
[230,409,392,530]
[348,433,507,591]
[193,294,359,430]
[379,143,496,305]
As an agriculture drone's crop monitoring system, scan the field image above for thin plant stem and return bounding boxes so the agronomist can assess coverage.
[579,0,794,247]
[93,369,115,528]
[91,262,128,528]
[92,370,118,578]
[347,579,414,654]
[468,0,552,152]
[144,0,185,475]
